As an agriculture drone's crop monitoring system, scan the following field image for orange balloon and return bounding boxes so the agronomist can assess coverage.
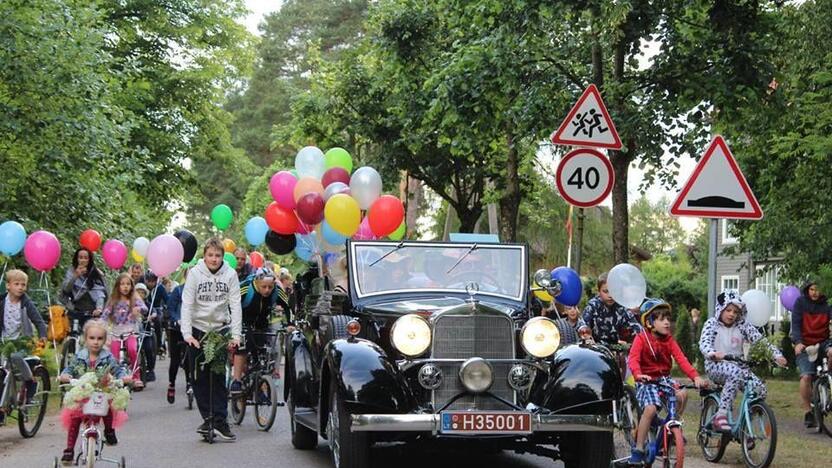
[223,239,237,253]
[293,177,324,203]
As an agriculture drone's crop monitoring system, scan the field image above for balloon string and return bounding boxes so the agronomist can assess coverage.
[0,261,7,282]
[41,272,61,369]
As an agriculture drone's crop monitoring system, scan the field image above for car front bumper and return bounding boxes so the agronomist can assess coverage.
[351,413,613,433]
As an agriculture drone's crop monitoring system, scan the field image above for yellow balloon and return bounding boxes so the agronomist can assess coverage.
[324,194,361,237]
[533,280,554,302]
[223,238,237,253]
[131,249,144,263]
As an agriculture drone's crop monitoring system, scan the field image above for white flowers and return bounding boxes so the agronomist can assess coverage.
[63,371,131,412]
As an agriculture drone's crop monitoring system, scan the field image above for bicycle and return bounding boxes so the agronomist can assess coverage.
[228,329,284,431]
[108,331,145,392]
[53,384,125,468]
[0,348,51,437]
[60,316,86,404]
[697,355,778,468]
[606,342,640,457]
[812,356,832,437]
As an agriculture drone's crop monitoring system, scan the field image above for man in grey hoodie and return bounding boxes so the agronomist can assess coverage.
[181,238,242,441]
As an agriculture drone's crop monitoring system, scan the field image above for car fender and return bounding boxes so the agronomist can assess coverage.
[531,344,622,414]
[286,329,316,408]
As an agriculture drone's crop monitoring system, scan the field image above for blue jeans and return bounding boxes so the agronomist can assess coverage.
[796,339,831,376]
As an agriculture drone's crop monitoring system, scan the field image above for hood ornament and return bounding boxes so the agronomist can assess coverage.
[465,282,480,309]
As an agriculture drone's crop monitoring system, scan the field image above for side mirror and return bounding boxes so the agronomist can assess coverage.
[533,269,551,288]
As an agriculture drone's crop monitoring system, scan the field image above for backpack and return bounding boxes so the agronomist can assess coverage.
[47,304,69,342]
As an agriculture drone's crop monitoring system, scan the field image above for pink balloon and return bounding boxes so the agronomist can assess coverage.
[269,171,298,210]
[353,217,377,241]
[321,167,351,188]
[146,234,184,277]
[101,239,128,270]
[23,230,62,272]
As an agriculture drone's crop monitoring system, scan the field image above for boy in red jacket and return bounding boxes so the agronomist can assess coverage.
[627,298,707,465]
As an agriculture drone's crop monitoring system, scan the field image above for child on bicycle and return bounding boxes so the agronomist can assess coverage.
[0,269,48,425]
[230,267,277,394]
[58,320,132,464]
[700,290,787,431]
[627,298,707,465]
[102,273,147,389]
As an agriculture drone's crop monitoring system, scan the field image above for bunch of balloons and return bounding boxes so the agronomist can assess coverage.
[245,146,406,260]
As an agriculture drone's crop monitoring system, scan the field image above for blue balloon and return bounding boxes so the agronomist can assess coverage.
[244,217,269,246]
[551,266,583,307]
[0,221,27,256]
[321,220,347,245]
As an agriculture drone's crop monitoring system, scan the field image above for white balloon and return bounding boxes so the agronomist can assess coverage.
[295,146,326,180]
[132,237,150,257]
[741,289,772,327]
[350,166,383,210]
[607,263,647,309]
[323,181,350,201]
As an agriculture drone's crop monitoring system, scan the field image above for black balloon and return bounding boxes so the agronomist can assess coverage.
[174,230,198,263]
[265,230,296,255]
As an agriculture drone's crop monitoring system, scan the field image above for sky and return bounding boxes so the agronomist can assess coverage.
[243,0,282,35]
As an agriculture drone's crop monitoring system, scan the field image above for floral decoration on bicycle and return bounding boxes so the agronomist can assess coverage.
[201,330,230,375]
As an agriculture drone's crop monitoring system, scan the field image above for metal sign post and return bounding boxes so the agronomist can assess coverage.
[707,219,718,318]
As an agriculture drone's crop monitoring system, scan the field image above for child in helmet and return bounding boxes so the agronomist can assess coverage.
[699,290,786,431]
[627,298,707,465]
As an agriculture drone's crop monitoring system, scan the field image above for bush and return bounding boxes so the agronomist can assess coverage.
[779,319,796,370]
[674,306,695,362]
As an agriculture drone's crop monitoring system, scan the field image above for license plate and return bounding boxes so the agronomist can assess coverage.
[440,411,532,434]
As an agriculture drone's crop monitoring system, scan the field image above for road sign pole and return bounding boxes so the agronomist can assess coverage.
[707,218,718,318]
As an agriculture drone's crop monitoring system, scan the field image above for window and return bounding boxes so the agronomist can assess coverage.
[722,220,737,244]
[721,275,739,293]
[755,265,786,322]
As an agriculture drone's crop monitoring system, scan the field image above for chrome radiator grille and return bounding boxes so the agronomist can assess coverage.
[431,313,515,410]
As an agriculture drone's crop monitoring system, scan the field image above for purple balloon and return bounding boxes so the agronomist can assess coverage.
[269,171,298,210]
[101,239,128,270]
[146,234,184,277]
[779,285,800,311]
[23,230,61,272]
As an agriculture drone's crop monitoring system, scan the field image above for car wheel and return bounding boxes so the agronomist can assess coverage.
[562,432,614,468]
[327,377,370,468]
[287,384,317,449]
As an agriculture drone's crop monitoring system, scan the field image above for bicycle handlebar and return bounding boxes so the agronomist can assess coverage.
[640,379,699,390]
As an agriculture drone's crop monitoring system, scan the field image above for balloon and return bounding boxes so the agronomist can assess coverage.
[388,221,406,241]
[325,147,353,173]
[24,231,62,272]
[353,217,377,240]
[607,263,647,309]
[223,251,238,269]
[211,204,233,230]
[295,146,326,180]
[249,251,265,269]
[779,285,800,311]
[265,230,296,255]
[296,220,314,235]
[174,230,198,263]
[223,238,237,253]
[323,181,350,201]
[269,171,298,209]
[0,221,27,256]
[296,193,325,225]
[265,202,299,235]
[294,244,314,261]
[551,267,582,307]
[321,167,351,188]
[295,232,319,251]
[321,221,347,245]
[293,177,324,203]
[324,194,361,237]
[131,249,143,263]
[101,239,128,270]
[742,289,773,327]
[349,166,383,210]
[132,237,150,257]
[368,195,405,237]
[533,280,554,302]
[146,234,185,277]
[79,229,102,252]
[245,217,269,247]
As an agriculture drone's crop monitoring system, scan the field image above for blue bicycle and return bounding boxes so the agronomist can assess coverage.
[697,355,778,468]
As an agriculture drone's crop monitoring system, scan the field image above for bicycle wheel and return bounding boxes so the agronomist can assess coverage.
[254,374,278,431]
[813,376,832,437]
[661,425,684,468]
[698,396,728,462]
[18,366,50,438]
[230,379,246,425]
[740,401,777,468]
[613,385,640,459]
[86,435,97,468]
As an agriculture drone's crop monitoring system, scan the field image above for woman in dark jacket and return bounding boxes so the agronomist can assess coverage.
[60,248,108,327]
[791,280,832,428]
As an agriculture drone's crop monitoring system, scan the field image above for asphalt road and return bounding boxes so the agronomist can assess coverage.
[0,358,716,468]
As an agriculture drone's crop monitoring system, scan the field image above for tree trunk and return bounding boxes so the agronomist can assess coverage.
[498,127,521,242]
[610,149,630,263]
[399,172,423,238]
[456,204,482,234]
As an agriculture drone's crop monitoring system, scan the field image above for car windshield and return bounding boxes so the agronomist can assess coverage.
[349,242,527,302]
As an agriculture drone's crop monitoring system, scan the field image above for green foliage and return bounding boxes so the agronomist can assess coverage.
[674,306,695,364]
[0,337,35,359]
[200,330,230,376]
[629,196,686,256]
[749,331,785,377]
[642,251,707,313]
[779,319,796,370]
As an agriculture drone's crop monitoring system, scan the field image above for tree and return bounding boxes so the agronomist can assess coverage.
[629,195,686,255]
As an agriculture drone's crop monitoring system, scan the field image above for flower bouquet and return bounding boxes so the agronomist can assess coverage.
[60,367,130,430]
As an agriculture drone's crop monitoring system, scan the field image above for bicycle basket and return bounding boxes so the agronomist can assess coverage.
[82,392,110,416]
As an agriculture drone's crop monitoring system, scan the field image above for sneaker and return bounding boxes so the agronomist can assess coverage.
[145,371,156,382]
[166,385,175,404]
[61,448,74,464]
[104,429,118,445]
[805,411,817,429]
[229,380,243,395]
[25,380,38,404]
[712,414,731,432]
[197,420,211,435]
[214,422,236,441]
[628,448,645,466]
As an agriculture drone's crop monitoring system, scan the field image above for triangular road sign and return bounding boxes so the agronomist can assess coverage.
[669,135,763,220]
[550,84,623,150]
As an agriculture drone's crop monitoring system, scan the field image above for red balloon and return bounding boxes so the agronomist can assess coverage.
[79,229,102,252]
[264,202,298,235]
[249,251,264,268]
[368,195,405,237]
[296,193,325,225]
[321,167,351,188]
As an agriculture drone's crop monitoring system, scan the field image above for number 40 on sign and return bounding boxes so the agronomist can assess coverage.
[555,148,615,208]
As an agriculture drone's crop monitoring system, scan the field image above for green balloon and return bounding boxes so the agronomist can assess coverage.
[325,147,353,173]
[223,251,237,269]
[211,204,233,230]
[289,169,299,179]
[388,221,406,241]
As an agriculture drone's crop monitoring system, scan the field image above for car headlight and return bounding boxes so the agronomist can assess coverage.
[459,357,493,393]
[521,317,561,358]
[390,314,432,357]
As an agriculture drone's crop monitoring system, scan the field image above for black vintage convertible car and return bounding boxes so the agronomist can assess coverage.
[285,240,622,468]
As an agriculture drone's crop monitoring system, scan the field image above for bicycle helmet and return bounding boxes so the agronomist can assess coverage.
[639,298,671,330]
[254,267,276,281]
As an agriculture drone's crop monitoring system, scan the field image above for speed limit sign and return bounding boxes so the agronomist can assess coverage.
[555,148,614,207]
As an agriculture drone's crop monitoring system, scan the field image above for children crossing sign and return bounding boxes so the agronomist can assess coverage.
[550,84,623,150]
[669,135,763,220]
